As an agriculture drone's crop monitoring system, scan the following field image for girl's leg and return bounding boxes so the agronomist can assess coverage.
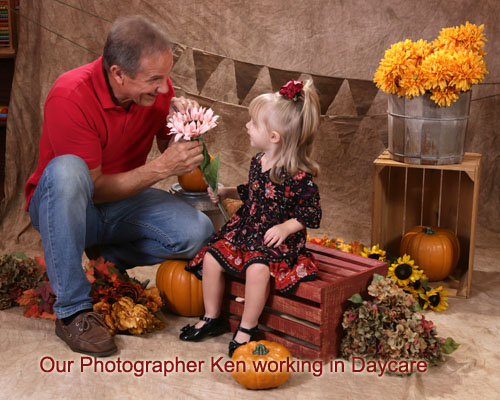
[195,252,226,328]
[233,263,270,343]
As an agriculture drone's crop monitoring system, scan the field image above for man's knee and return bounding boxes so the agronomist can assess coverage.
[178,212,214,258]
[43,155,93,199]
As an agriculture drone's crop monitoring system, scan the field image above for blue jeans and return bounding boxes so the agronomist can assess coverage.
[28,155,214,318]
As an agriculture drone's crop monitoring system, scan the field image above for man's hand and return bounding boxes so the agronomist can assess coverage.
[157,139,204,177]
[169,96,200,114]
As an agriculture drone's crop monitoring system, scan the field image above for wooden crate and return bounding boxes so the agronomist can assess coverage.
[223,243,387,361]
[372,150,481,298]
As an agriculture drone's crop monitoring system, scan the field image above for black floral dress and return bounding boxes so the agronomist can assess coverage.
[186,152,321,294]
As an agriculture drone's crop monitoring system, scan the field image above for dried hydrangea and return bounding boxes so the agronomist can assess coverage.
[341,274,458,370]
[0,254,46,310]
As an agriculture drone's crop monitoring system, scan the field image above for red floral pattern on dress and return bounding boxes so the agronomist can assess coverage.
[187,152,321,294]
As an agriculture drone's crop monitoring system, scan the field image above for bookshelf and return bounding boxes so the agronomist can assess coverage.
[0,0,17,58]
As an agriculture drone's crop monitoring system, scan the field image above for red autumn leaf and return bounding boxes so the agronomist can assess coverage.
[34,256,46,271]
[40,311,57,320]
[85,269,96,284]
[16,289,37,307]
[24,304,40,318]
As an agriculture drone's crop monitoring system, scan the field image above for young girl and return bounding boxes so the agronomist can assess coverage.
[179,80,322,357]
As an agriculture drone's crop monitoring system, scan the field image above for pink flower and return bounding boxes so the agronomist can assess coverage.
[166,106,219,142]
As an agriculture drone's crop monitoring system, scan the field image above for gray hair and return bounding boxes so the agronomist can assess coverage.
[103,15,173,77]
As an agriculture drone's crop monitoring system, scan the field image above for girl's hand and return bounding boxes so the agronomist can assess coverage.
[264,224,290,248]
[207,186,222,203]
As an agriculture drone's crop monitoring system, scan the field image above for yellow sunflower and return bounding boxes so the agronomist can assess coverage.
[420,286,449,312]
[405,272,428,298]
[388,254,422,286]
[360,244,386,261]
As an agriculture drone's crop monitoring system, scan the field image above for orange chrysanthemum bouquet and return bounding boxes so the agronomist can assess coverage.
[374,22,488,106]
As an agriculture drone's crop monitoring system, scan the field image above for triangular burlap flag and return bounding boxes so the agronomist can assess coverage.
[193,49,224,93]
[309,75,343,115]
[366,89,388,116]
[172,44,184,65]
[170,46,198,95]
[326,79,358,117]
[347,78,379,116]
[268,68,301,92]
[241,66,273,106]
[234,60,262,105]
[200,58,239,104]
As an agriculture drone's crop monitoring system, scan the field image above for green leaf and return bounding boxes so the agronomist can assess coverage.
[348,293,363,304]
[413,301,421,312]
[12,252,27,260]
[442,337,460,354]
[373,273,384,283]
[199,137,211,172]
[202,154,220,196]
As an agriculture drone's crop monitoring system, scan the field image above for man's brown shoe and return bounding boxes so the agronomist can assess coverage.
[55,311,117,357]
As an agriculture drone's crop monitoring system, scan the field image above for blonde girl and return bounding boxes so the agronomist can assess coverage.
[180,80,322,356]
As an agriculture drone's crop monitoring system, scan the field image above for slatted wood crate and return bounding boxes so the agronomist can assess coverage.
[372,150,481,298]
[223,243,387,361]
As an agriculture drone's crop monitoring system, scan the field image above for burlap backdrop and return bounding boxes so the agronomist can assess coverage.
[1,0,499,254]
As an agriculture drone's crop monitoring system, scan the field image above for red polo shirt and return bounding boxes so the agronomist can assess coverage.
[25,56,174,209]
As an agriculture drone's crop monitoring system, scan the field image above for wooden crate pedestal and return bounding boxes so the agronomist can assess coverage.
[372,150,481,298]
[224,243,387,361]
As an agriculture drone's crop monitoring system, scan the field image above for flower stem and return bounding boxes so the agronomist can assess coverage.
[218,202,230,222]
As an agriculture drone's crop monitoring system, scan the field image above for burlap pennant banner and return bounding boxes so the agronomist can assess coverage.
[347,79,380,116]
[174,46,379,117]
[234,60,262,105]
[192,49,224,94]
[309,74,344,115]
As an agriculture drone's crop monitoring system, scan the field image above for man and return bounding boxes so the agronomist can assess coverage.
[25,15,214,356]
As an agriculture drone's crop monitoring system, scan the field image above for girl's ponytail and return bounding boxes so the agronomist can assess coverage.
[297,80,320,177]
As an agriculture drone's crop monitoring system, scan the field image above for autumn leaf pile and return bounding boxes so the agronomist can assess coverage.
[1,253,165,335]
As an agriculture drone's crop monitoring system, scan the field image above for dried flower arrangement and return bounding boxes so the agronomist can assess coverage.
[0,253,47,310]
[340,274,459,373]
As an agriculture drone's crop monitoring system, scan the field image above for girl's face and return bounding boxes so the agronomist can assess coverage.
[245,117,272,151]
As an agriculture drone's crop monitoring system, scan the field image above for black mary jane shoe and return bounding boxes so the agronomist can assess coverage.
[179,316,227,342]
[228,324,259,357]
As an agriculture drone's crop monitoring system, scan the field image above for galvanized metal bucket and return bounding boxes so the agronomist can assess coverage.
[170,183,225,232]
[387,91,471,165]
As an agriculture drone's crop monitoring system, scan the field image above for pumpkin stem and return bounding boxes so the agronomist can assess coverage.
[252,344,270,355]
[423,226,435,235]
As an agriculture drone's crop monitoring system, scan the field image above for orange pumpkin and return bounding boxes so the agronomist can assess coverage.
[400,225,460,281]
[231,340,292,389]
[178,155,214,192]
[155,260,204,316]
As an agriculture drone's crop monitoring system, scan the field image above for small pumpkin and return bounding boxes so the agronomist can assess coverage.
[231,340,292,390]
[400,225,460,281]
[178,155,214,192]
[155,260,204,316]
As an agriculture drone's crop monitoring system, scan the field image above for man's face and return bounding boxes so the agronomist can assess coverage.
[120,50,173,107]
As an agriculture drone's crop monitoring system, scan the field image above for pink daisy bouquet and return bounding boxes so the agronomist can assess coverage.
[167,106,221,195]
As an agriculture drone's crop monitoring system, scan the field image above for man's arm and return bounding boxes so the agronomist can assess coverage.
[90,139,203,203]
